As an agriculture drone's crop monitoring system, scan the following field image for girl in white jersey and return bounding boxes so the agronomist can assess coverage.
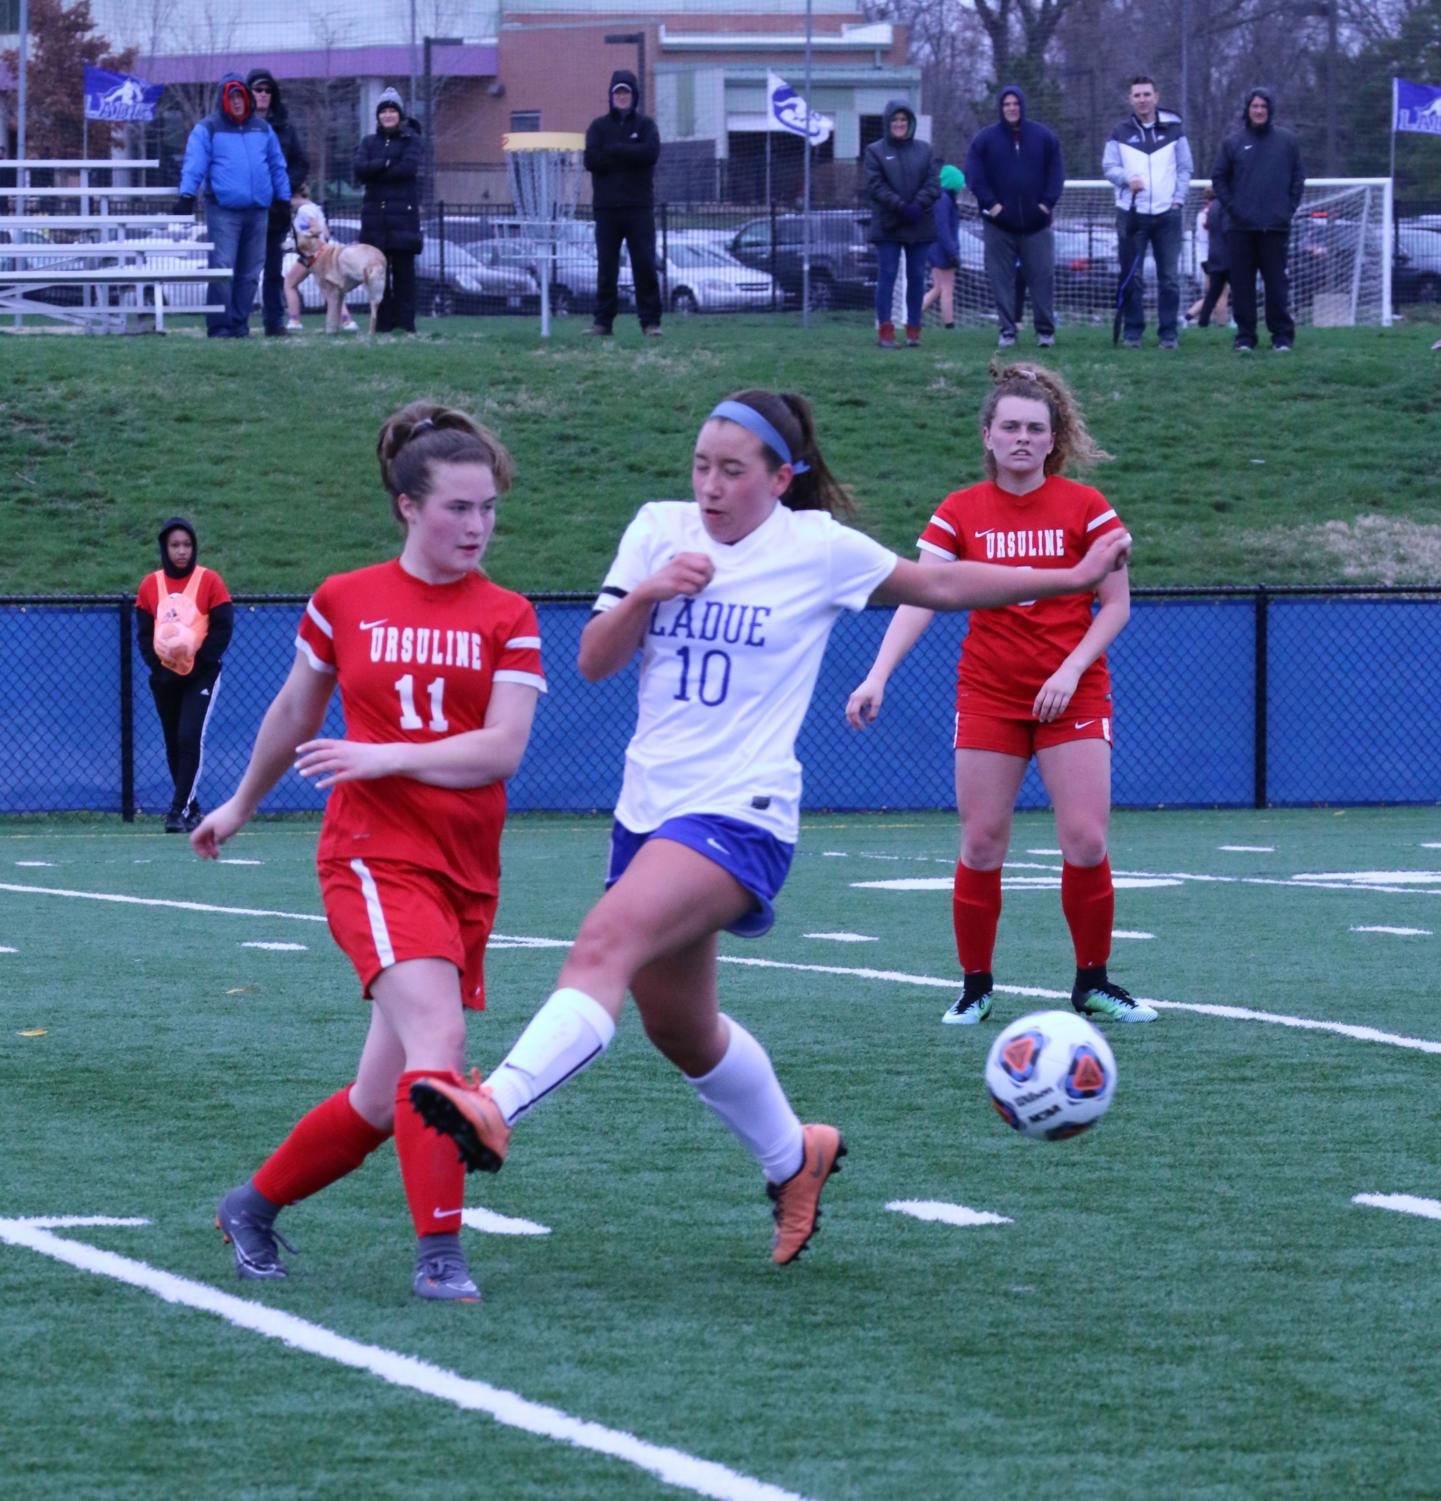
[413,388,1130,1267]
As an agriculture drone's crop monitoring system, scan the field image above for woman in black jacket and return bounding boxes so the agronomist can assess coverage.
[354,87,424,333]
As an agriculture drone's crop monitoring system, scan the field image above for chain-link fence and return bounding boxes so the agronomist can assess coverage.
[3,587,1438,819]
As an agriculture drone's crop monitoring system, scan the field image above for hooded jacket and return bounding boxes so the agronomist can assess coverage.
[354,87,424,254]
[963,86,1064,236]
[584,70,662,211]
[247,69,309,218]
[136,518,234,677]
[862,101,940,245]
[1210,88,1305,232]
[178,73,291,210]
[1102,108,1193,216]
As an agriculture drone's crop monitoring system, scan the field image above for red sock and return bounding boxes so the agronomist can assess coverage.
[252,1085,391,1206]
[952,862,1002,974]
[395,1069,467,1238]
[1061,857,1114,968]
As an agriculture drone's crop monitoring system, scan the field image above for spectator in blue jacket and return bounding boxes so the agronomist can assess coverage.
[963,86,1064,348]
[921,163,966,329]
[178,73,292,338]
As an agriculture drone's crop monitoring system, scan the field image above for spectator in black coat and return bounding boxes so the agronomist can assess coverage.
[354,87,424,333]
[1210,87,1304,353]
[863,101,940,348]
[247,69,309,337]
[583,70,663,337]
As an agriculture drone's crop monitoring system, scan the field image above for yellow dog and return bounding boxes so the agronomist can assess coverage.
[287,201,388,334]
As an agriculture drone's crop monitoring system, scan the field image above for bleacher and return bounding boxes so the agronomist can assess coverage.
[0,159,229,333]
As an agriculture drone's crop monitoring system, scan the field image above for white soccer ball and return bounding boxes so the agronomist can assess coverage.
[984,1009,1117,1141]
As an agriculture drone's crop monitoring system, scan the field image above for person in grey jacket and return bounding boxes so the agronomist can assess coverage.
[863,101,940,348]
[1210,87,1305,352]
[1102,76,1192,348]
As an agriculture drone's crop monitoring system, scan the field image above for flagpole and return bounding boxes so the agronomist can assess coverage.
[801,0,813,328]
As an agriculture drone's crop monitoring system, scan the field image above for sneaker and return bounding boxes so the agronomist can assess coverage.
[414,1246,481,1303]
[904,324,921,347]
[1159,336,1178,350]
[164,808,186,833]
[285,319,304,332]
[583,323,612,336]
[997,332,1017,349]
[767,1123,846,1265]
[876,321,897,349]
[1122,337,1142,350]
[1272,342,1293,354]
[216,1187,296,1280]
[1234,340,1255,354]
[941,991,993,1026]
[642,324,663,338]
[1036,333,1055,348]
[183,802,204,833]
[409,1070,510,1174]
[1073,979,1159,1024]
[340,318,360,333]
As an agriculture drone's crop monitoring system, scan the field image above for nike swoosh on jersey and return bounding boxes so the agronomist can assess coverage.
[359,618,388,630]
[1074,720,1096,730]
[706,837,731,855]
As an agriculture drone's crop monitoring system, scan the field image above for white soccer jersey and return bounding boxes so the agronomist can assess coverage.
[593,500,897,843]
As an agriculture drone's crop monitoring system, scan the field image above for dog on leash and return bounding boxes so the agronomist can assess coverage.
[289,201,388,334]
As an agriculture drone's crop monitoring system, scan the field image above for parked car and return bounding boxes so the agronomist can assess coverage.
[627,241,776,313]
[726,212,876,310]
[1393,224,1441,306]
[423,216,623,315]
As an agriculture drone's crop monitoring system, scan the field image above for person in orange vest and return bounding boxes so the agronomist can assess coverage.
[135,518,234,831]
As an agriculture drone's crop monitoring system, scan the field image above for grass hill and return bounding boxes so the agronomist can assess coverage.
[2,315,1438,596]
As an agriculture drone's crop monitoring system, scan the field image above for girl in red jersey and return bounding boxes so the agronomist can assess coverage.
[847,361,1156,1026]
[190,401,547,1301]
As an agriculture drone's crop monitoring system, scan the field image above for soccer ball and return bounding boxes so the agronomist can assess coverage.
[984,1010,1117,1141]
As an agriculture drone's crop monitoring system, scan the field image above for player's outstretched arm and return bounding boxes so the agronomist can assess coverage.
[577,551,715,683]
[191,652,334,858]
[846,552,948,730]
[294,681,541,791]
[876,529,1131,613]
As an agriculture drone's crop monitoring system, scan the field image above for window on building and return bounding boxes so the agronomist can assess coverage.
[509,111,541,133]
[0,0,19,31]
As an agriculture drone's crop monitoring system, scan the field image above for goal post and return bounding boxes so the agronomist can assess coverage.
[915,176,1394,332]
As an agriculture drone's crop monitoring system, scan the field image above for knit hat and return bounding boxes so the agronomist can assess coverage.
[376,86,405,119]
[939,164,965,192]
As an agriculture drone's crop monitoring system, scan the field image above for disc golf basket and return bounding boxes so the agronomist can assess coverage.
[502,131,586,338]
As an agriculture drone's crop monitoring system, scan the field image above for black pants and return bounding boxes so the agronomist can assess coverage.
[378,250,417,332]
[150,668,221,814]
[261,212,290,333]
[594,208,662,330]
[1227,228,1294,347]
[1197,268,1230,326]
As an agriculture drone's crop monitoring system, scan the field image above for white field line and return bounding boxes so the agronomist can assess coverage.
[0,1217,812,1501]
[461,1207,551,1236]
[1352,1194,1441,1221]
[6,882,1441,1056]
[715,957,1441,1057]
[241,942,308,952]
[803,932,877,943]
[886,1201,1013,1227]
[1351,926,1431,936]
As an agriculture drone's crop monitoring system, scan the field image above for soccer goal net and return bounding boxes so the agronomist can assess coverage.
[905,177,1392,331]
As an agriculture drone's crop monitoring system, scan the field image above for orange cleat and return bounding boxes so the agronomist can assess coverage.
[767,1123,846,1265]
[410,1070,511,1174]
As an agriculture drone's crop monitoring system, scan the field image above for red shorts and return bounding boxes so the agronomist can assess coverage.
[318,857,497,1008]
[953,710,1113,759]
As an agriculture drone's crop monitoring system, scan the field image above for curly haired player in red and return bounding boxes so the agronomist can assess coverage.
[190,400,546,1302]
[847,361,1156,1026]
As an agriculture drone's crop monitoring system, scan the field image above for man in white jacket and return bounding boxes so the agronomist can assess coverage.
[1102,76,1193,349]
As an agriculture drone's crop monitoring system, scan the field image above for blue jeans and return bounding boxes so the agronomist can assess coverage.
[1117,206,1182,342]
[874,240,927,326]
[205,203,268,337]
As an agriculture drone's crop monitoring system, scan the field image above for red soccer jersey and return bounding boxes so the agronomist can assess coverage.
[135,566,231,615]
[295,559,546,895]
[918,475,1125,719]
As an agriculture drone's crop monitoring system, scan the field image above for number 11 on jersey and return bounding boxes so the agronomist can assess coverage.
[394,673,449,731]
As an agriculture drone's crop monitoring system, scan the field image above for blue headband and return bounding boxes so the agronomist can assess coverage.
[707,400,810,475]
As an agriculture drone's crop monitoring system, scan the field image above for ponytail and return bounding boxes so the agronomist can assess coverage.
[376,400,514,521]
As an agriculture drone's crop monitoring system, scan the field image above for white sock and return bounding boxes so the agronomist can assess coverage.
[486,987,615,1124]
[685,1015,804,1184]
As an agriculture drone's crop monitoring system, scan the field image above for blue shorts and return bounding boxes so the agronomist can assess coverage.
[606,814,796,939]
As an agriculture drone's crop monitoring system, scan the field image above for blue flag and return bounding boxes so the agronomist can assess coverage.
[84,66,163,123]
[1393,78,1441,136]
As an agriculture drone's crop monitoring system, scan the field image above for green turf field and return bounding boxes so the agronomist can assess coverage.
[3,806,1439,1499]
[3,316,1440,596]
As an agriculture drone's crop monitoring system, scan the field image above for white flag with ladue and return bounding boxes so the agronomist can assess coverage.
[767,72,833,146]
